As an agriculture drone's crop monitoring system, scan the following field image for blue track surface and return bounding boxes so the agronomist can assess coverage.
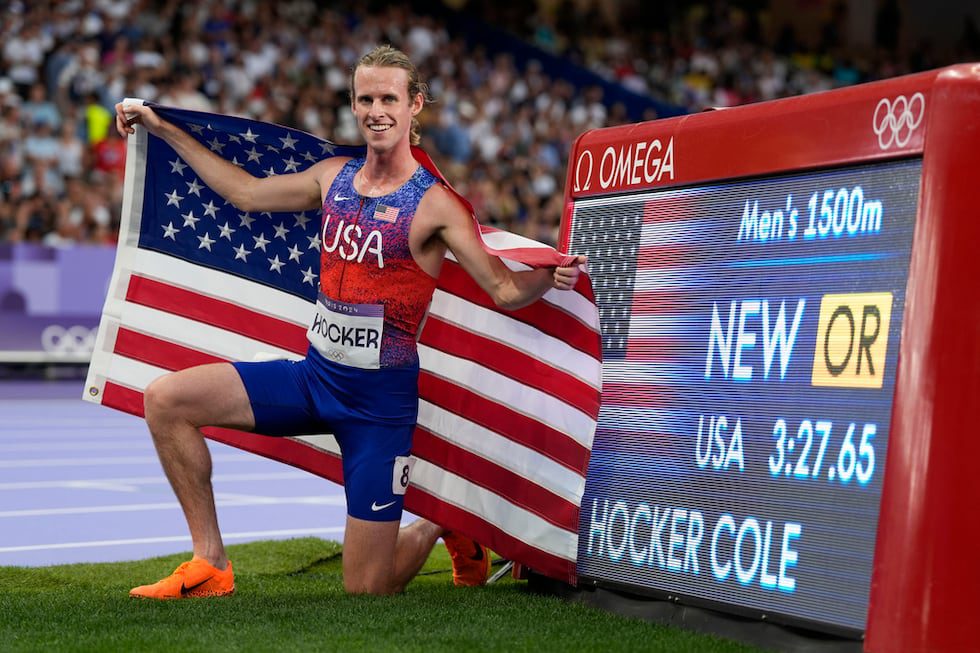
[0,380,370,567]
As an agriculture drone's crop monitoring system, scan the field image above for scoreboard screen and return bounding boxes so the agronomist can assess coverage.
[570,158,920,634]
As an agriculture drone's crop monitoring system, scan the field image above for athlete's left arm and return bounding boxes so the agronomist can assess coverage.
[424,185,585,310]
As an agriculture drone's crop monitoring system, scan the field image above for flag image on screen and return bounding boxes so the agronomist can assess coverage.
[570,160,920,633]
[83,103,601,583]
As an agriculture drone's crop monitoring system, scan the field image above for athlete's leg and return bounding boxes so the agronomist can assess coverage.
[143,363,255,568]
[341,516,444,594]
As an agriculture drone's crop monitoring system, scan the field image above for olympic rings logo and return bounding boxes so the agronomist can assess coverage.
[41,325,97,354]
[872,93,925,150]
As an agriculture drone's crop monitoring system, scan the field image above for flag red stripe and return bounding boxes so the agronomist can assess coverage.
[435,261,599,357]
[412,427,578,530]
[113,327,227,370]
[101,380,147,417]
[406,488,576,584]
[418,317,599,417]
[125,275,308,355]
[418,372,589,474]
[205,428,344,485]
[97,381,345,483]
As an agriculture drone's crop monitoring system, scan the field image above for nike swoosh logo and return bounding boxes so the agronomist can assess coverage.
[371,500,397,512]
[180,576,213,595]
[334,194,353,201]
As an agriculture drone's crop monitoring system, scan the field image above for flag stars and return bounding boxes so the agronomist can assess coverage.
[181,210,200,229]
[202,200,219,218]
[301,266,316,285]
[186,178,204,196]
[292,213,310,229]
[253,233,270,251]
[273,223,289,240]
[267,255,285,273]
[283,156,300,173]
[197,232,216,251]
[233,243,250,261]
[279,133,298,150]
[245,147,263,163]
[207,137,225,153]
[238,212,255,229]
[228,134,241,144]
[287,244,302,262]
[169,159,187,175]
[187,123,206,135]
[320,142,335,155]
[165,189,183,207]
[241,128,258,143]
[265,166,277,177]
[302,150,317,163]
[162,222,179,239]
[218,222,236,240]
[307,233,321,251]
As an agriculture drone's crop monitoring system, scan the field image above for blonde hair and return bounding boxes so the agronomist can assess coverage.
[350,45,430,146]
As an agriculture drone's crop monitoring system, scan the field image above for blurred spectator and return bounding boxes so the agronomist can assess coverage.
[0,0,976,250]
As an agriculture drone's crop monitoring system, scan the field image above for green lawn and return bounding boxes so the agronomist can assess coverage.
[0,538,761,652]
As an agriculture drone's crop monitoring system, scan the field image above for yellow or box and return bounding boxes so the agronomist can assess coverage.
[811,292,893,388]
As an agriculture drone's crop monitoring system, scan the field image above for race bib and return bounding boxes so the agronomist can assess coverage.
[307,295,383,369]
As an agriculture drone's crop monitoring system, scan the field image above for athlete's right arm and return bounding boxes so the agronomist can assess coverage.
[115,102,325,213]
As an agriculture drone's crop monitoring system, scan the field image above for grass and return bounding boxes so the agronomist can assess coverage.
[0,538,761,652]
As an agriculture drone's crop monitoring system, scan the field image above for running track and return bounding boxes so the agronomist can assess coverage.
[0,380,376,567]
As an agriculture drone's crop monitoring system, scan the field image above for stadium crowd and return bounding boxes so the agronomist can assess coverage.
[1,0,977,247]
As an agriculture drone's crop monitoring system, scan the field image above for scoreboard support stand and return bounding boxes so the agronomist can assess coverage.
[528,570,862,653]
[558,63,980,652]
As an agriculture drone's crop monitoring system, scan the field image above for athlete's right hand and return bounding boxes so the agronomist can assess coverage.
[115,102,163,138]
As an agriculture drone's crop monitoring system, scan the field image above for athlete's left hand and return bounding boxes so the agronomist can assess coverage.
[553,255,587,290]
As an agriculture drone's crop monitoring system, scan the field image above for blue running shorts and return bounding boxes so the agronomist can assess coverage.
[232,346,418,521]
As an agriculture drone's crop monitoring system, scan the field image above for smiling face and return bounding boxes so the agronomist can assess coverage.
[351,65,423,155]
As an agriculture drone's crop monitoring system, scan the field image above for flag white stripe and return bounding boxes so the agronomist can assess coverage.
[410,459,576,561]
[115,300,301,362]
[129,248,315,326]
[429,290,601,389]
[601,360,689,384]
[417,400,584,503]
[99,355,168,392]
[442,255,600,332]
[293,434,341,456]
[418,345,596,448]
[634,266,698,291]
[481,230,557,253]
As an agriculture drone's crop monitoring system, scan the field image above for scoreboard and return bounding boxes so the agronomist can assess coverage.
[560,65,980,651]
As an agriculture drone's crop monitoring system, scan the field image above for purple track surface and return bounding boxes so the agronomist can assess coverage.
[0,380,381,568]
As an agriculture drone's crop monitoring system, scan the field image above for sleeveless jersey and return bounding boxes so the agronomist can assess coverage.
[307,158,439,369]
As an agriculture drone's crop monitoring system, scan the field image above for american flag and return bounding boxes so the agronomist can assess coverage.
[373,204,399,223]
[83,103,601,584]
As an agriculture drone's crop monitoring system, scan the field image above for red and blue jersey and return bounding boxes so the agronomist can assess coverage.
[312,158,440,368]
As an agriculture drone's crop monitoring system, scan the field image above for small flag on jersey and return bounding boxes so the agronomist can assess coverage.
[83,101,601,585]
[373,204,399,223]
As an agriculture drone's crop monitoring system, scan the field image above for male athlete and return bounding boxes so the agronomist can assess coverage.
[116,45,585,598]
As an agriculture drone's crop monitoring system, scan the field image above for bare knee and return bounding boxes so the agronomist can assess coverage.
[144,374,181,426]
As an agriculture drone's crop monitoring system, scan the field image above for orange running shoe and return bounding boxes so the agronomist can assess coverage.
[129,558,235,599]
[443,531,490,587]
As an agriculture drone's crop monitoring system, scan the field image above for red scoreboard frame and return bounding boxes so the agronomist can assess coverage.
[559,64,980,652]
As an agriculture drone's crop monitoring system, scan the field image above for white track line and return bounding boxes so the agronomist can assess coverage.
[0,453,258,468]
[0,527,348,553]
[0,471,312,491]
[0,494,346,518]
[0,442,153,453]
